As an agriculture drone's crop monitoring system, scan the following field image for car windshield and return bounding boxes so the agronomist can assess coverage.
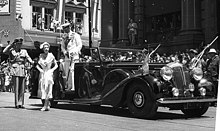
[98,47,144,63]
[80,47,151,63]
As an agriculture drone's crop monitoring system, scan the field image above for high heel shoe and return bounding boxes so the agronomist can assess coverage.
[40,107,46,111]
[18,105,25,109]
[45,105,50,111]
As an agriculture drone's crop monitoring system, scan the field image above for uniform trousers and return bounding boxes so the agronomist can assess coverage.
[64,56,79,91]
[12,76,25,107]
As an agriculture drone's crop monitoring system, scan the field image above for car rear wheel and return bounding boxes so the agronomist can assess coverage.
[181,103,209,117]
[127,84,158,119]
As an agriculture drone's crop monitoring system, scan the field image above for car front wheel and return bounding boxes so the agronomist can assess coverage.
[127,84,158,119]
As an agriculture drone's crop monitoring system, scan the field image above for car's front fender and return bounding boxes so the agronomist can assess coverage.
[101,69,155,107]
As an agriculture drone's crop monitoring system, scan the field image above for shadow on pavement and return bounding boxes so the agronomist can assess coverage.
[0,106,16,109]
[29,103,211,120]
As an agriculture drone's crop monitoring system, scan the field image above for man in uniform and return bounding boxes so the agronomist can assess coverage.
[188,49,202,69]
[60,23,82,91]
[206,48,219,97]
[3,37,34,108]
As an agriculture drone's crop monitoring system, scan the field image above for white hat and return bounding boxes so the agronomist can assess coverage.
[61,23,71,28]
[40,42,50,49]
[208,48,217,54]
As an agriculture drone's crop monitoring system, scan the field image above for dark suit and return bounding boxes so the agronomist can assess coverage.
[206,55,219,96]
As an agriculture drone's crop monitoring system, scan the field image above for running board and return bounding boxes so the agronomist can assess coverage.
[54,98,102,104]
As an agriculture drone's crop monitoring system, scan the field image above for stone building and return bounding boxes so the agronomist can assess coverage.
[1,0,220,58]
[0,0,101,59]
[101,0,220,53]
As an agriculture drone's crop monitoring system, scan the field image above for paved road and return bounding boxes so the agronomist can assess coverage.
[0,92,217,131]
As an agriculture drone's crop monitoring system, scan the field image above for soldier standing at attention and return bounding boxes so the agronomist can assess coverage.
[60,23,82,91]
[3,37,34,109]
[206,48,219,97]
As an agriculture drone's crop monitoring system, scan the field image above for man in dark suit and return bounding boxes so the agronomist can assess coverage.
[3,37,34,108]
[206,48,219,97]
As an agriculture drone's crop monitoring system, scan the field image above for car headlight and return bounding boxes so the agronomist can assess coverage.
[172,87,179,97]
[199,87,206,96]
[160,66,173,81]
[191,67,203,81]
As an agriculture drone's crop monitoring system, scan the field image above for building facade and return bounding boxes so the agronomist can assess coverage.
[0,0,101,59]
[101,0,220,53]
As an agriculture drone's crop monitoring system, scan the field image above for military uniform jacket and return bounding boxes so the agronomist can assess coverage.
[61,31,82,60]
[9,49,32,77]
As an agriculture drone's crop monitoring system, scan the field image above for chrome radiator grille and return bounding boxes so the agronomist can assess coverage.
[172,66,191,96]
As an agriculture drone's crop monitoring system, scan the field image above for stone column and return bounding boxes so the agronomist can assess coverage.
[118,0,130,41]
[42,7,45,30]
[134,0,144,45]
[181,0,202,34]
[173,0,204,51]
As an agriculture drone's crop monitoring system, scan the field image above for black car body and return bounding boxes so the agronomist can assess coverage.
[30,47,217,118]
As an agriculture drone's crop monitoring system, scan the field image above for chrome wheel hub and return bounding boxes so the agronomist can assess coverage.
[133,91,145,108]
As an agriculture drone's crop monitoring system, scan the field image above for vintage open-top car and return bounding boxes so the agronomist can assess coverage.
[30,46,217,119]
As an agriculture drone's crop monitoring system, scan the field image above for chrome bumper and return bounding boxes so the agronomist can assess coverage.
[157,97,217,104]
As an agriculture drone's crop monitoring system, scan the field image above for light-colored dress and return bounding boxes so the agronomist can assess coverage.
[38,53,56,99]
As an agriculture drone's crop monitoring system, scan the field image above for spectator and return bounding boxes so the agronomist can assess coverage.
[37,15,42,30]
[41,18,45,31]
[127,18,138,46]
[206,48,219,97]
[188,49,202,69]
[50,17,55,32]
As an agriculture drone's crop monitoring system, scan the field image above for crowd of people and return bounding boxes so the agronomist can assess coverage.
[35,15,83,35]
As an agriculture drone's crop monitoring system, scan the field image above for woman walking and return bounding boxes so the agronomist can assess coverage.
[36,42,58,111]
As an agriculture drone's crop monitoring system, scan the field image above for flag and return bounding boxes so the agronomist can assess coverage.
[142,53,150,75]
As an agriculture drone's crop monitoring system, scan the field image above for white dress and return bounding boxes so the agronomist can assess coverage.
[38,53,56,99]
